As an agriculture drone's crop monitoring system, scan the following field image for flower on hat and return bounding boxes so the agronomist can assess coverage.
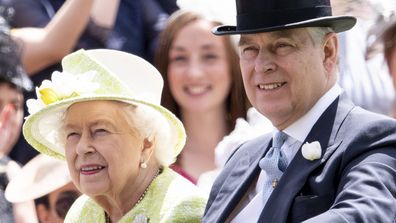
[26,70,99,115]
[301,141,322,161]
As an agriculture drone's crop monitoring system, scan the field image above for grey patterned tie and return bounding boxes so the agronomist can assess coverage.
[259,131,288,205]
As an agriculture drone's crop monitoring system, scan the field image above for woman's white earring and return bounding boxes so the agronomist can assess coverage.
[140,162,147,169]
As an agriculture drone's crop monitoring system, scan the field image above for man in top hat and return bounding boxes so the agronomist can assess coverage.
[203,0,396,222]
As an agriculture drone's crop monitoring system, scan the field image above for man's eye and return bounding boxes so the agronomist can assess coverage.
[242,47,257,53]
[240,47,259,59]
[273,43,294,55]
[275,43,291,49]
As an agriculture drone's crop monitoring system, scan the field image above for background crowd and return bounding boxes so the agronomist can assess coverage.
[0,0,396,222]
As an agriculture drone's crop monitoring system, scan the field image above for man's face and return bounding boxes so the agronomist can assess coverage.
[238,28,337,129]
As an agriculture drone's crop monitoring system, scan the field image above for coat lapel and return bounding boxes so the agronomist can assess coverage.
[258,94,355,222]
[215,135,272,222]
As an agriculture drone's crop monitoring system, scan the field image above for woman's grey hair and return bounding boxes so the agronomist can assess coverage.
[60,101,175,166]
[121,103,174,167]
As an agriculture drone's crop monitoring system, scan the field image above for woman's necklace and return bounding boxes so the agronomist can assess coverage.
[105,169,161,223]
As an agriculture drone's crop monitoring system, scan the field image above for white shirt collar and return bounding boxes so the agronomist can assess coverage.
[282,84,342,143]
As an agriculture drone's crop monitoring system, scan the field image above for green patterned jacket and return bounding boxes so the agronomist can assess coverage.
[65,167,207,223]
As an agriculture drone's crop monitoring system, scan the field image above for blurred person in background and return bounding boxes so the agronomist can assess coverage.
[155,9,250,184]
[0,13,31,159]
[6,154,80,223]
[382,15,396,85]
[331,0,395,115]
[112,0,179,62]
[6,0,116,75]
[380,14,396,116]
[4,0,178,66]
[0,19,34,223]
[23,49,206,222]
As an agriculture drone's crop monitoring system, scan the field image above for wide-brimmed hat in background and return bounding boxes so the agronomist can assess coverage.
[213,0,357,35]
[5,154,71,203]
[22,49,186,161]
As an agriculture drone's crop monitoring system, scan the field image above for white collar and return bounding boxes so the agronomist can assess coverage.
[282,84,342,143]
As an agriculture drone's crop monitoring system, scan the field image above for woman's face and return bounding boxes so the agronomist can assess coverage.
[63,101,144,198]
[167,20,232,114]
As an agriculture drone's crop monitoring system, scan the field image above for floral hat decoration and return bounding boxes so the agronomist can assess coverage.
[23,49,186,160]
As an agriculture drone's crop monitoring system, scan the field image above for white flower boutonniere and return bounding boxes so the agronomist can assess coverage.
[301,141,322,161]
[133,214,148,223]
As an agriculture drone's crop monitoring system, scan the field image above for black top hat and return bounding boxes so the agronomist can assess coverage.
[213,0,357,35]
[0,11,32,92]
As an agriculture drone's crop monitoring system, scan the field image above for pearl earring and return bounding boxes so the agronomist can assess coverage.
[140,162,147,169]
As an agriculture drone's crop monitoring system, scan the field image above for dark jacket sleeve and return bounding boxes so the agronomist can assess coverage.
[7,0,51,27]
[303,115,396,223]
[304,147,396,223]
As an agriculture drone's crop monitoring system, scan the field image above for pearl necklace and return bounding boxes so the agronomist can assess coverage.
[105,169,161,223]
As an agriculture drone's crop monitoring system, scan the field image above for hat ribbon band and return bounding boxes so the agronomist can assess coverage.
[237,6,332,30]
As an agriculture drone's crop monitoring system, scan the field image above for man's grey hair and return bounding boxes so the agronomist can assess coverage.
[307,27,335,45]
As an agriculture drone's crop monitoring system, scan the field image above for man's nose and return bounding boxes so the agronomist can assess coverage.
[255,51,276,74]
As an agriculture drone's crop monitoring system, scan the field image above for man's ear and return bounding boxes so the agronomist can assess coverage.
[322,32,338,74]
[36,204,50,223]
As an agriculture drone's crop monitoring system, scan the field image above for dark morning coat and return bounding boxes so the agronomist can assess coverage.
[203,94,396,223]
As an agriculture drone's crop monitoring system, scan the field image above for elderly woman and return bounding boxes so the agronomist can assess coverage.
[22,49,207,222]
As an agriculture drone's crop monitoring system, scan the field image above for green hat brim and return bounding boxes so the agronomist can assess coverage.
[23,94,186,161]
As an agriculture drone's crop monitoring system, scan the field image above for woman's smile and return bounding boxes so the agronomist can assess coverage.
[183,84,212,96]
[80,164,106,175]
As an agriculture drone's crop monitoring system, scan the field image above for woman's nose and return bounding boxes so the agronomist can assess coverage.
[75,133,95,155]
[186,60,205,79]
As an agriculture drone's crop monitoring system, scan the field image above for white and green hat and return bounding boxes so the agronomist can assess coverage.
[23,49,186,160]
